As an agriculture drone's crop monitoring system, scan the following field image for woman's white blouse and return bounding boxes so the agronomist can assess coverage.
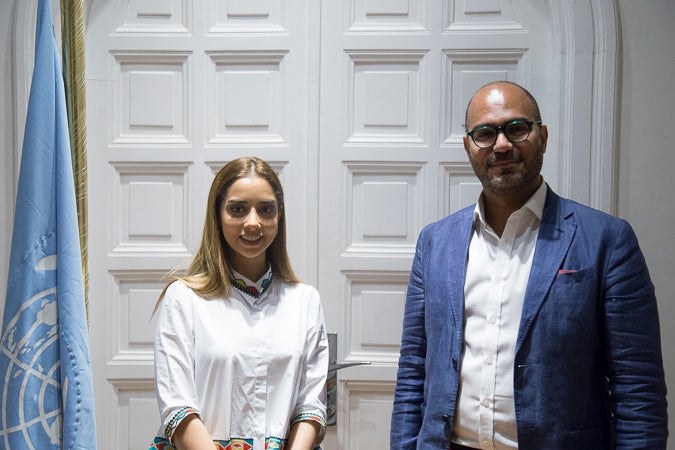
[153,278,328,448]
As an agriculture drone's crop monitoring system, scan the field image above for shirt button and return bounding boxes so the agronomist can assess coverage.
[488,316,497,325]
[482,398,490,408]
[482,439,490,447]
[486,356,493,365]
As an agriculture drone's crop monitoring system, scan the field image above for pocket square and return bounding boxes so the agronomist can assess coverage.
[557,269,578,274]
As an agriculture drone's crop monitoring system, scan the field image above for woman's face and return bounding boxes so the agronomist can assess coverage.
[220,175,279,279]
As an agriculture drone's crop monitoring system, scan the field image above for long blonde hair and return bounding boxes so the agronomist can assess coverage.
[156,157,299,308]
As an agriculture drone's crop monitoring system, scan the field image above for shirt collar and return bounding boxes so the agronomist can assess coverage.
[473,178,548,227]
[231,265,273,303]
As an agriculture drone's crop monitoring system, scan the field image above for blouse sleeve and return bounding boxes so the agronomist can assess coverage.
[154,281,202,441]
[291,287,329,429]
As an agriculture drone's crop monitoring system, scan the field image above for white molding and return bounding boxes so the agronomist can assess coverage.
[547,0,619,213]
[590,0,620,214]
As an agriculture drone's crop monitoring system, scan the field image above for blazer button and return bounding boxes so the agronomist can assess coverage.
[442,414,451,424]
[451,358,458,370]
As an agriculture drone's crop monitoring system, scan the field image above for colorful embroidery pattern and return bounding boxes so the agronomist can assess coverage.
[224,438,254,450]
[163,406,199,438]
[291,411,327,428]
[232,273,272,298]
[149,437,254,450]
[265,436,286,449]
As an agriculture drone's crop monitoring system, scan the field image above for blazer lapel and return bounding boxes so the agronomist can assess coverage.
[516,190,576,352]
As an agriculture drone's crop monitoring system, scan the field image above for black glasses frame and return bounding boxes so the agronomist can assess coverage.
[466,120,542,148]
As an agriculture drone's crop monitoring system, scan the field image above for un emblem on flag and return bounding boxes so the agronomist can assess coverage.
[0,286,63,447]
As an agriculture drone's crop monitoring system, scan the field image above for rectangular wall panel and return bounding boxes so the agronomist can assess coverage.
[207,52,288,144]
[342,162,424,254]
[345,51,428,145]
[111,52,191,145]
[110,163,191,254]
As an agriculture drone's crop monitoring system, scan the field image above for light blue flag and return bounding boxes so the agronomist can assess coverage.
[0,0,97,448]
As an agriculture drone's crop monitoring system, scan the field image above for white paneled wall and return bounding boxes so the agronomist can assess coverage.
[6,0,669,448]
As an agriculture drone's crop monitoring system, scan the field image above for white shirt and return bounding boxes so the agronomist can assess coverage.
[453,182,547,450]
[153,275,328,448]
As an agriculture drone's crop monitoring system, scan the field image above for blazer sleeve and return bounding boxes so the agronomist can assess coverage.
[602,220,668,448]
[391,230,428,448]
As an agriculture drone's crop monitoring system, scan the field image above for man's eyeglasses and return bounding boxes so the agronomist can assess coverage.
[466,120,542,148]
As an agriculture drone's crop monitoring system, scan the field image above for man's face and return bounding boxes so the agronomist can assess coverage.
[463,84,548,197]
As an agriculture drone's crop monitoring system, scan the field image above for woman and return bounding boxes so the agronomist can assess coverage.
[149,157,328,450]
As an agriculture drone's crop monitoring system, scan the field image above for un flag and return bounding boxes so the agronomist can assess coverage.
[0,0,97,448]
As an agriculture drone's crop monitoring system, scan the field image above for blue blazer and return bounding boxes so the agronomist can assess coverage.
[391,188,668,449]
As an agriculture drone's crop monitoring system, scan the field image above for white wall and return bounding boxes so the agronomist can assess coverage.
[617,0,675,441]
[0,1,17,325]
[0,0,673,445]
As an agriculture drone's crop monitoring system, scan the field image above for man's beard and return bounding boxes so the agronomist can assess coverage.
[470,142,544,196]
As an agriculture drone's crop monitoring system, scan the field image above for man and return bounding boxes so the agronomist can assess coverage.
[390,81,668,449]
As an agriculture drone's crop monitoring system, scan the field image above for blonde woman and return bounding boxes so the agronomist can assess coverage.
[150,157,327,450]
